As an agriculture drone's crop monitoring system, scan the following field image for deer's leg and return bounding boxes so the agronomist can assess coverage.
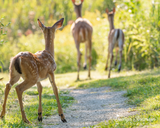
[75,42,81,80]
[118,49,123,72]
[0,73,20,118]
[37,82,43,122]
[49,73,67,123]
[15,80,36,123]
[105,49,110,71]
[115,47,118,66]
[88,39,92,78]
[118,41,123,72]
[83,42,88,70]
[108,51,114,78]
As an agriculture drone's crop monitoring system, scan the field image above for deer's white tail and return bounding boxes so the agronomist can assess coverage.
[79,27,88,42]
[117,29,124,51]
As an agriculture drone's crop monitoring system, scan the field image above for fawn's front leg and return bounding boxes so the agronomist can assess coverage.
[49,73,67,123]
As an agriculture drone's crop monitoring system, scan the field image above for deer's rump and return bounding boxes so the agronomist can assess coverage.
[13,51,56,79]
[71,17,93,42]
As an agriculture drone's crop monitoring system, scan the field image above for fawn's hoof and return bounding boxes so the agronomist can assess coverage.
[38,112,42,122]
[61,118,67,123]
[105,66,108,71]
[114,61,117,66]
[83,65,87,70]
[118,65,121,72]
[0,111,5,119]
[0,116,4,119]
[38,117,42,122]
[59,114,67,123]
[23,119,30,124]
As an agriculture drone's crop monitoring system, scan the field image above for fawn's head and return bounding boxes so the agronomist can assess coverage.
[106,7,115,22]
[72,0,84,18]
[38,18,64,39]
[37,18,64,55]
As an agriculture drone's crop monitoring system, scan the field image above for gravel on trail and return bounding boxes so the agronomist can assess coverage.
[43,87,136,128]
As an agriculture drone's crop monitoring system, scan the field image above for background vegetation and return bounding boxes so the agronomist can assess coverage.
[0,0,159,73]
[0,0,160,127]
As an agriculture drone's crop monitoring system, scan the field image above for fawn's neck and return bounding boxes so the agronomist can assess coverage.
[75,5,82,18]
[108,16,115,31]
[44,30,54,57]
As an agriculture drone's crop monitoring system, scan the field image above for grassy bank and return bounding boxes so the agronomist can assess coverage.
[77,69,160,128]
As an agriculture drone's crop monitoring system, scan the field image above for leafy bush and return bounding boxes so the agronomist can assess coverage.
[0,18,10,72]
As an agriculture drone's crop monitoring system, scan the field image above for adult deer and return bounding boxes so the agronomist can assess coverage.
[0,18,67,123]
[71,0,93,80]
[105,7,125,78]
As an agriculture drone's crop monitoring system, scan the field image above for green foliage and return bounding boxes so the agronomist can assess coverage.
[0,18,10,45]
[0,18,10,72]
[0,0,159,73]
[122,0,160,70]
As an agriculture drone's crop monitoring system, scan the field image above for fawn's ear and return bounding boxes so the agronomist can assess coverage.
[37,19,45,30]
[106,8,109,14]
[72,0,75,4]
[53,18,64,30]
[113,7,116,13]
[81,0,84,3]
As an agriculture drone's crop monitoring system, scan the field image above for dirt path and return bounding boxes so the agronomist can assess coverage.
[43,87,136,128]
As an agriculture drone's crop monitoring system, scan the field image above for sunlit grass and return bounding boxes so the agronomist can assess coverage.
[82,69,160,128]
[0,74,75,127]
[1,69,160,127]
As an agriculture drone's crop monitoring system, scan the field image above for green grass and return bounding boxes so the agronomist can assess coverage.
[79,69,160,128]
[0,83,74,128]
[1,69,160,127]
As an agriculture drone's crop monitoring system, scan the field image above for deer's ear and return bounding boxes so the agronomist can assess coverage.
[37,19,45,30]
[81,0,84,3]
[72,0,75,4]
[106,8,109,14]
[113,7,116,13]
[53,18,64,30]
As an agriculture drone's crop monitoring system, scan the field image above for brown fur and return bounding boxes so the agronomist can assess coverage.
[0,18,67,123]
[71,0,93,80]
[105,8,125,78]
